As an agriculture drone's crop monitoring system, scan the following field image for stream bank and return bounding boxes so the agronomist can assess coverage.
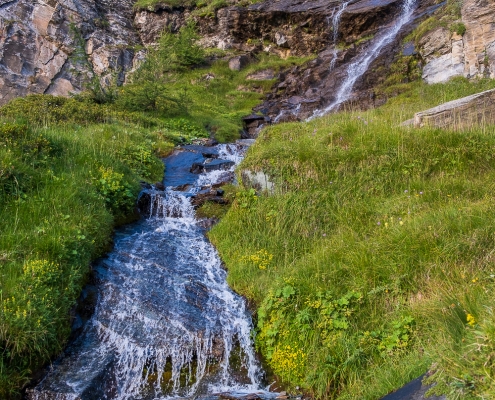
[26,141,277,400]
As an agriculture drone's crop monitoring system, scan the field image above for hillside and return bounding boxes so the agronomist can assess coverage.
[1,0,495,398]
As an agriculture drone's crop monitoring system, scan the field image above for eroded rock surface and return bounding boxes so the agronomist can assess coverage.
[0,0,140,104]
[420,0,495,84]
[413,88,495,129]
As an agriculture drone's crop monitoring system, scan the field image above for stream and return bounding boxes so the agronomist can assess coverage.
[28,142,274,400]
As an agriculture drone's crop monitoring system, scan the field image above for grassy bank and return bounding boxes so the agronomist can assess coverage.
[0,23,311,396]
[209,77,495,399]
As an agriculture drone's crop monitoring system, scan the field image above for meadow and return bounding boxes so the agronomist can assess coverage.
[209,77,495,399]
[0,24,310,397]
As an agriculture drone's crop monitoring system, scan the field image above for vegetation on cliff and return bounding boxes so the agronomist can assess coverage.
[209,77,495,399]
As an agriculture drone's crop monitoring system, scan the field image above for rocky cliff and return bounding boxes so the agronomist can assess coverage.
[422,0,495,84]
[1,0,495,116]
[0,0,141,104]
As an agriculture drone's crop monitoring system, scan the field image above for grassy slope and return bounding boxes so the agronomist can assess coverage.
[0,28,310,395]
[209,77,495,399]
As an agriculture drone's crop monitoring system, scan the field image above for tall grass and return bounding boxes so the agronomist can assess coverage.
[209,77,495,399]
[0,105,171,397]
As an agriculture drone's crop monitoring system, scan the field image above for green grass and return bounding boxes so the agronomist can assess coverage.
[0,25,313,396]
[209,77,495,399]
[0,112,172,397]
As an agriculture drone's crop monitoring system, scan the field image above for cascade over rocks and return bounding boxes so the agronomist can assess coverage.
[1,0,434,107]
[256,0,440,121]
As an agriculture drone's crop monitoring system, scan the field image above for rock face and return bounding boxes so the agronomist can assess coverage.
[0,0,141,104]
[462,0,495,78]
[413,88,495,129]
[255,0,439,121]
[420,0,495,84]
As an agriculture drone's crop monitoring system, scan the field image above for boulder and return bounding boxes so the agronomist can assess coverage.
[228,54,250,71]
[190,159,235,174]
[413,88,495,129]
[241,170,275,193]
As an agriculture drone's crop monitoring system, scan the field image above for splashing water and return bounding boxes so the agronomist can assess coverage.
[329,0,352,71]
[29,143,270,400]
[309,0,417,119]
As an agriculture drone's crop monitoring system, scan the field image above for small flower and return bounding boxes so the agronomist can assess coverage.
[377,221,381,225]
[419,191,423,195]
[466,313,476,327]
[399,221,404,226]
[404,190,408,193]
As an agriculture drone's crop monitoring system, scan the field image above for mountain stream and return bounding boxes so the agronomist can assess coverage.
[28,142,275,400]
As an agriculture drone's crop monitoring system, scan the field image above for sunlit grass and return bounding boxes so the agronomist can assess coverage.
[210,77,495,399]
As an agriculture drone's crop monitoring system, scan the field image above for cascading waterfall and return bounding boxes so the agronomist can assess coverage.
[29,143,270,400]
[309,0,417,119]
[328,0,352,71]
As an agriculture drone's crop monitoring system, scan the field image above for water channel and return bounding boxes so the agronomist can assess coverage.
[29,142,274,400]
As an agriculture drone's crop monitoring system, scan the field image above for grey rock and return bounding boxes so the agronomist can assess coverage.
[413,88,495,129]
[228,54,250,71]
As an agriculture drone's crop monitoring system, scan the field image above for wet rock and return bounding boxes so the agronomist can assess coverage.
[154,182,165,190]
[402,41,416,56]
[191,193,228,208]
[190,159,235,174]
[173,183,193,191]
[413,88,495,129]
[202,152,219,159]
[242,114,269,137]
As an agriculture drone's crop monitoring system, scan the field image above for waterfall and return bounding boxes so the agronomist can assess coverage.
[309,0,417,119]
[28,143,271,400]
[329,0,352,71]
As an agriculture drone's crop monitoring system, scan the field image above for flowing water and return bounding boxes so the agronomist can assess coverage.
[29,143,272,400]
[328,0,352,71]
[308,0,417,119]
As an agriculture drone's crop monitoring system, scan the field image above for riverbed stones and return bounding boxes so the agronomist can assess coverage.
[190,159,235,174]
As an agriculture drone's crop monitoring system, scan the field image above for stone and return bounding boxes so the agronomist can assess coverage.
[422,53,465,84]
[418,27,451,63]
[190,159,235,174]
[275,31,288,47]
[462,0,495,78]
[46,77,75,96]
[413,88,495,129]
[241,170,275,193]
[0,0,142,104]
[228,54,250,71]
[246,69,275,80]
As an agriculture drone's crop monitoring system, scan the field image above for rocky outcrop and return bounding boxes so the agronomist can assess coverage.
[0,0,141,104]
[135,0,343,57]
[254,0,439,121]
[413,88,495,129]
[419,0,495,84]
[462,0,495,78]
[421,30,464,84]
